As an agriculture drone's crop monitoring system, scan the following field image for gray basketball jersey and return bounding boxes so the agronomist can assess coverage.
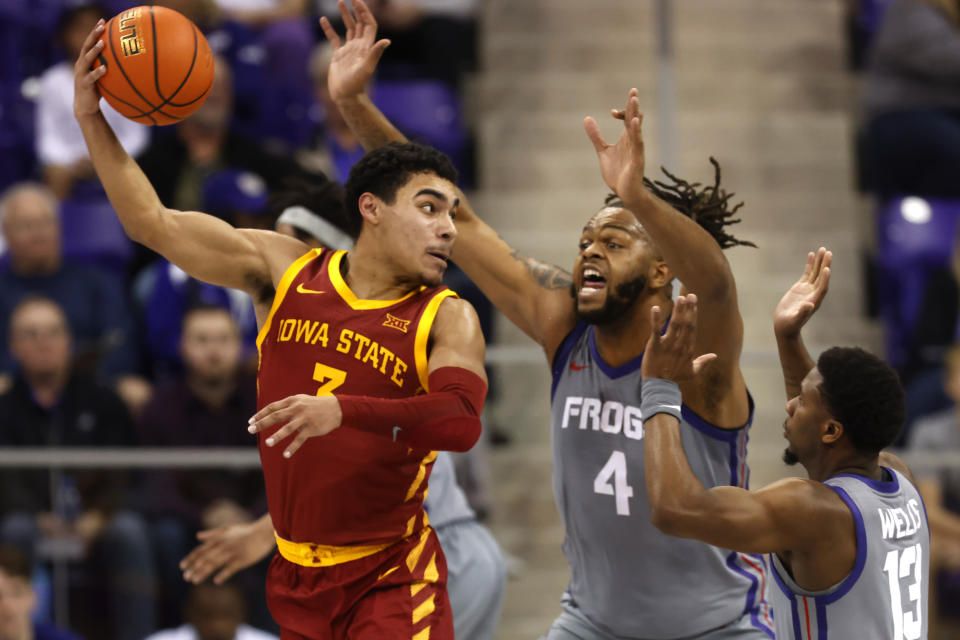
[550,323,773,639]
[424,451,475,529]
[770,469,930,640]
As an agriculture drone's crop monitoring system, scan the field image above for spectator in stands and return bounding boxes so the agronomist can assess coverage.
[145,583,277,640]
[37,2,148,201]
[0,296,155,640]
[906,343,960,635]
[138,305,265,627]
[861,0,960,197]
[0,545,79,640]
[0,182,149,412]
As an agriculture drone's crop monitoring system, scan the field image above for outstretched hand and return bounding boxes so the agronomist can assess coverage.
[180,516,275,585]
[248,394,343,458]
[774,247,831,339]
[584,88,647,206]
[320,0,391,103]
[73,19,107,120]
[641,294,717,382]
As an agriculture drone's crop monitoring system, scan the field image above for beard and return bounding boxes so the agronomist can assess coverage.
[572,275,648,325]
[782,448,800,466]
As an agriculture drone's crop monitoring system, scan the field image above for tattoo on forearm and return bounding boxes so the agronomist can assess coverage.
[507,246,573,291]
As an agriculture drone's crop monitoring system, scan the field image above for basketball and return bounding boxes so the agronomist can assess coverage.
[94,6,214,126]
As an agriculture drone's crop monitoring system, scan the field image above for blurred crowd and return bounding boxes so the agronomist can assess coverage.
[849,0,960,635]
[0,0,487,637]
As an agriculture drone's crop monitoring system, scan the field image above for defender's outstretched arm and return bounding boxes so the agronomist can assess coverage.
[321,0,579,358]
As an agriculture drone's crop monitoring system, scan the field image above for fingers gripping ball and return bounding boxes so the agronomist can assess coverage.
[94,6,214,126]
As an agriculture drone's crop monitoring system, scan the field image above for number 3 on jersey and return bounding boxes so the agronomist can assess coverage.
[594,450,634,516]
[313,362,346,396]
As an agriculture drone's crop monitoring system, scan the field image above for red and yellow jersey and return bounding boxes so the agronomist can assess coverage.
[256,248,456,549]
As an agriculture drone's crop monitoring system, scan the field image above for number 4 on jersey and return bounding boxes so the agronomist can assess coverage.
[593,450,634,516]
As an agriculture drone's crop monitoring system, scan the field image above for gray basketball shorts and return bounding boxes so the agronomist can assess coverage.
[543,592,774,640]
[435,519,507,640]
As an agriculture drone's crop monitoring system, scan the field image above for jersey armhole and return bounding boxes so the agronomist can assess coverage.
[550,322,589,399]
[816,484,868,604]
[414,289,459,392]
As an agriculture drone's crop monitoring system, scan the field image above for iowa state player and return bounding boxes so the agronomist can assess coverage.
[73,23,486,639]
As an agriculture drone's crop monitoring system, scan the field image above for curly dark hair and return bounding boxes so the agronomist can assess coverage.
[344,142,458,223]
[268,175,356,240]
[605,157,755,250]
[817,346,905,454]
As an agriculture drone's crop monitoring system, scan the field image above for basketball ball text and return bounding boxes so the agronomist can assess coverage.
[118,9,144,57]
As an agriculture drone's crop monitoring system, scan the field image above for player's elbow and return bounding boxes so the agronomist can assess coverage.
[649,502,686,537]
[124,204,169,246]
[441,415,482,452]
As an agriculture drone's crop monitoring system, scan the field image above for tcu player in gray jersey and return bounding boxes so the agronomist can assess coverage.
[319,2,771,638]
[641,250,930,640]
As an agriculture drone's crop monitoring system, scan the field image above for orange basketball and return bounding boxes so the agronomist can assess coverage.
[94,6,214,126]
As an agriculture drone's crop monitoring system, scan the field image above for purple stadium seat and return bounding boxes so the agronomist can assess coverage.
[59,196,133,277]
[875,196,960,368]
[370,80,467,170]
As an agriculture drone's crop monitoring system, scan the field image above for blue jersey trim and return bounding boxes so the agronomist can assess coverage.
[816,601,828,640]
[726,552,759,617]
[789,592,803,640]
[817,484,867,604]
[550,322,589,399]
[587,325,645,378]
[829,467,899,494]
[681,392,755,444]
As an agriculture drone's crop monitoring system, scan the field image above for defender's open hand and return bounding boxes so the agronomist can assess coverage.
[774,247,832,339]
[641,294,717,382]
[320,0,391,103]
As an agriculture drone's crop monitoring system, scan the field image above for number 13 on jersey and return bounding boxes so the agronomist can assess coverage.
[594,450,634,516]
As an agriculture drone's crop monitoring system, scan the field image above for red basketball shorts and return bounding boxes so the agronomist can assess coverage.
[266,527,452,640]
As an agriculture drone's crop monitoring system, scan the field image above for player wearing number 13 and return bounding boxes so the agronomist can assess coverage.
[72,16,488,637]
[641,250,929,640]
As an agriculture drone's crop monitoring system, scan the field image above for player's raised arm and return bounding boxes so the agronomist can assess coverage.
[73,21,305,295]
[640,295,841,554]
[320,0,579,357]
[585,91,744,374]
[321,0,404,149]
[774,248,832,400]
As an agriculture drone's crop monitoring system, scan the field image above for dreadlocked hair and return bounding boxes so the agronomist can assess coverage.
[607,157,755,250]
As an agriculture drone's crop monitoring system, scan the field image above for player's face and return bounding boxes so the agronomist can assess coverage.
[380,172,458,288]
[572,208,656,324]
[180,311,242,382]
[782,368,833,467]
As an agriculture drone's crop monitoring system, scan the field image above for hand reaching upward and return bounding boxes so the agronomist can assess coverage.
[641,294,717,383]
[774,247,832,339]
[320,0,391,103]
[584,88,647,206]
